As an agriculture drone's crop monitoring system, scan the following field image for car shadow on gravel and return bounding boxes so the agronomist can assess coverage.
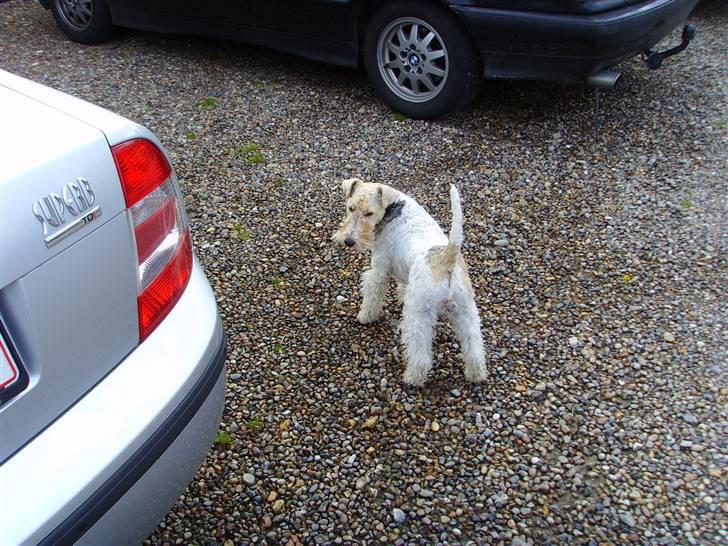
[121,28,372,94]
[692,0,728,17]
[110,28,599,128]
[119,29,699,147]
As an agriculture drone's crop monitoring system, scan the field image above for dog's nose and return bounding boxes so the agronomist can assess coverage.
[345,238,355,247]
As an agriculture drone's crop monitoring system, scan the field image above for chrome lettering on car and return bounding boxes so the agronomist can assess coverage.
[33,178,101,248]
[32,194,66,233]
[63,177,95,215]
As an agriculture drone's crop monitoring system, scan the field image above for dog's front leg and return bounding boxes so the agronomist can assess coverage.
[357,266,389,324]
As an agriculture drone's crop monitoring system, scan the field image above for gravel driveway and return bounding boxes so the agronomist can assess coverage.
[2,1,726,544]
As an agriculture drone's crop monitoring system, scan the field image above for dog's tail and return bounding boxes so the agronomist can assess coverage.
[446,184,463,258]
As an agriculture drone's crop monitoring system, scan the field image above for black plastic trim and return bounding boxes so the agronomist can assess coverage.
[109,7,357,67]
[39,329,227,546]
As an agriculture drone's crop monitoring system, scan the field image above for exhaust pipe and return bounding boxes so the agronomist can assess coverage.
[588,70,621,131]
[587,70,622,89]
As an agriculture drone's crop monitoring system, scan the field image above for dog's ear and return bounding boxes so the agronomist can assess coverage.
[377,184,399,208]
[341,178,362,198]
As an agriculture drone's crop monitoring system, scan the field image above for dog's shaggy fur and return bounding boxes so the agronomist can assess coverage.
[333,178,487,386]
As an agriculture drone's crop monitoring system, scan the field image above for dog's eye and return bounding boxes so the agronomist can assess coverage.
[348,206,354,212]
[364,212,374,217]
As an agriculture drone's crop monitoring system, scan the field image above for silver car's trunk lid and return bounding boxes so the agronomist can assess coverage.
[0,81,139,462]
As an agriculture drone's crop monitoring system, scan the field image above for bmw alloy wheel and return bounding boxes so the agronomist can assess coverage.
[55,0,94,33]
[377,17,449,104]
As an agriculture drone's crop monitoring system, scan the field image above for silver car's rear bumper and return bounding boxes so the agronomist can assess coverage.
[0,260,226,545]
[76,355,225,546]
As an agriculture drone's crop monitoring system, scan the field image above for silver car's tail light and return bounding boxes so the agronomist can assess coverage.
[112,138,192,342]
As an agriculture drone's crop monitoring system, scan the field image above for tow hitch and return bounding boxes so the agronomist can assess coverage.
[643,24,697,69]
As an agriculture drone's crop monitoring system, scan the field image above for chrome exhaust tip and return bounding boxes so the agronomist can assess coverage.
[587,70,622,89]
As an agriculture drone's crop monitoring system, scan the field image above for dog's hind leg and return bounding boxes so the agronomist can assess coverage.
[400,301,437,386]
[450,298,487,383]
[357,267,389,324]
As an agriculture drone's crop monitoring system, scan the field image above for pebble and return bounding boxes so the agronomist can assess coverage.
[242,473,255,485]
[493,492,509,507]
[363,416,379,429]
[392,508,406,524]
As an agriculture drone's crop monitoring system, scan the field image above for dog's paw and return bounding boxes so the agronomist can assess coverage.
[356,310,380,325]
[464,365,488,383]
[402,369,427,387]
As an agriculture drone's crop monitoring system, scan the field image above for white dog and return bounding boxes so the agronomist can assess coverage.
[333,178,487,386]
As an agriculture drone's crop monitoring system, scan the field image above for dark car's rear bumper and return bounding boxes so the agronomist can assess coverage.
[451,0,700,80]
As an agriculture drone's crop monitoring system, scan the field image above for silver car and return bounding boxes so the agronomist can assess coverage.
[0,70,226,545]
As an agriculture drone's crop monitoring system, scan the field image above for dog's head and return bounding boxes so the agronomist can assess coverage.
[331,178,399,253]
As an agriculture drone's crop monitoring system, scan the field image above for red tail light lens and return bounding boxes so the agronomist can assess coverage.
[112,138,172,208]
[111,138,192,342]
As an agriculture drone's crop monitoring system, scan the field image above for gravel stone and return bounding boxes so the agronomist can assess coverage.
[392,508,406,524]
[493,492,509,508]
[2,3,725,545]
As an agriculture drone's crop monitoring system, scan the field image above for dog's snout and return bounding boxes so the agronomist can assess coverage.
[345,238,355,247]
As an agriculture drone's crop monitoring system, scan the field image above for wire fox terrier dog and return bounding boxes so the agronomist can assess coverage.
[333,178,487,386]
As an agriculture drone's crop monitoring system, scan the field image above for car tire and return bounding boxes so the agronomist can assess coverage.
[51,0,114,45]
[363,1,483,119]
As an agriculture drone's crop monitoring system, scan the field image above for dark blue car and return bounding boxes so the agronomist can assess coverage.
[42,0,700,118]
